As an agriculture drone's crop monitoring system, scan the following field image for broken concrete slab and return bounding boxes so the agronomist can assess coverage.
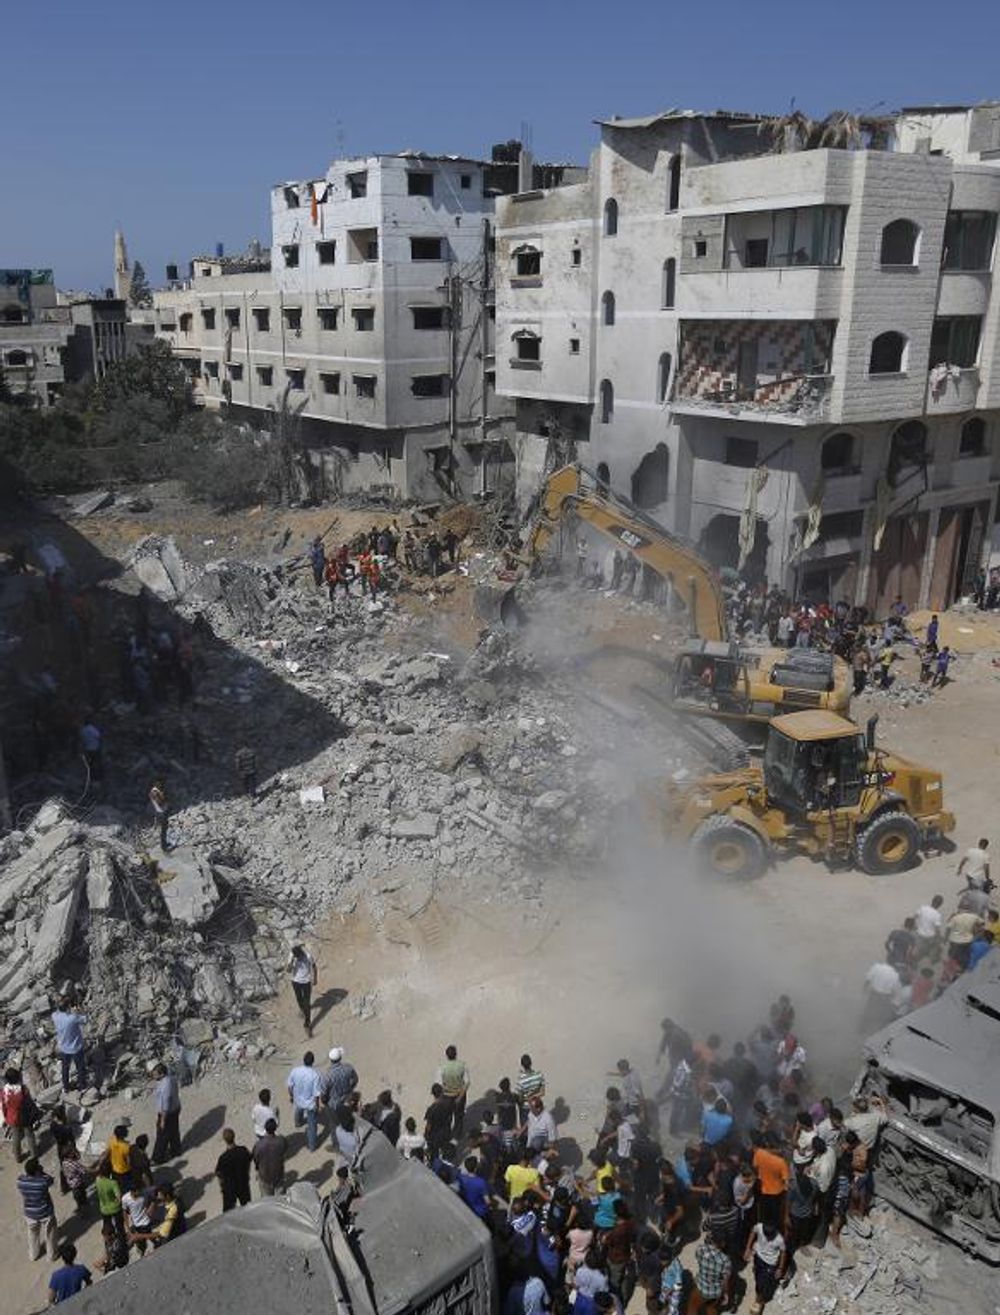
[434,725,483,773]
[70,489,114,516]
[86,849,117,914]
[35,873,85,974]
[0,821,80,916]
[131,535,189,600]
[299,785,325,806]
[390,812,439,840]
[155,851,220,926]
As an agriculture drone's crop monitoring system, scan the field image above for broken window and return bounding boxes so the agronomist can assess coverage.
[410,237,444,261]
[228,362,243,381]
[252,307,270,332]
[352,307,375,331]
[347,171,367,198]
[569,338,580,355]
[411,373,448,397]
[318,307,339,331]
[256,365,273,385]
[604,198,619,237]
[412,306,446,330]
[960,417,987,456]
[514,246,542,278]
[929,316,982,369]
[285,368,305,390]
[201,308,216,330]
[514,333,541,364]
[407,171,434,197]
[284,307,302,332]
[354,373,376,398]
[283,185,300,209]
[662,258,676,309]
[347,228,378,262]
[657,352,672,403]
[821,431,857,475]
[602,291,616,326]
[725,436,758,468]
[869,331,907,374]
[600,379,614,423]
[889,420,929,481]
[224,307,240,329]
[320,371,341,395]
[316,241,336,265]
[282,244,300,269]
[880,219,920,266]
[944,211,997,271]
[179,312,193,333]
[632,443,670,508]
[668,155,681,212]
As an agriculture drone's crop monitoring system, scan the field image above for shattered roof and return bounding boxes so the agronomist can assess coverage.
[863,951,1000,1116]
[595,108,765,129]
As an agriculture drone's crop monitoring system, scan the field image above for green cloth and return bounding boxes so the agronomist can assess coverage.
[95,1175,121,1217]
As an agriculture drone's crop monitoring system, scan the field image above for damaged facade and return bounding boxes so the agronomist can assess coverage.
[147,146,582,504]
[496,103,1000,611]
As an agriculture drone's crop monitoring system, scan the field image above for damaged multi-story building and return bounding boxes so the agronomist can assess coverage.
[146,145,582,504]
[496,103,1000,612]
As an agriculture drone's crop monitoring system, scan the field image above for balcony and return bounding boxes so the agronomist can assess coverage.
[672,373,833,424]
[925,365,981,415]
[681,266,843,319]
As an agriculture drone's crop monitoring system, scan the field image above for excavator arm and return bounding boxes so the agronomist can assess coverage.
[520,465,728,641]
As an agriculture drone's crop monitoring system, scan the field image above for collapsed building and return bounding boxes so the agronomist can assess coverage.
[495,102,1000,614]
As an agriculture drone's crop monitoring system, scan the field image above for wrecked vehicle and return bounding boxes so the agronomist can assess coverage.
[856,953,1000,1263]
[61,1121,497,1313]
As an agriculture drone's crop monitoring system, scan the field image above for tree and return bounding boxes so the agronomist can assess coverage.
[89,339,191,419]
[128,260,153,308]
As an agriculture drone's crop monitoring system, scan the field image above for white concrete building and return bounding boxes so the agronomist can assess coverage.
[150,148,581,503]
[496,104,1000,613]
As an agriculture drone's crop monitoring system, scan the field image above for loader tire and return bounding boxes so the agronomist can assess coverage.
[856,810,921,875]
[692,814,768,880]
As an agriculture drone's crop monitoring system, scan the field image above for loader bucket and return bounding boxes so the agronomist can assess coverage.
[474,583,526,629]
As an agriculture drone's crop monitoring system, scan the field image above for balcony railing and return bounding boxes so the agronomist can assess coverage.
[673,372,833,422]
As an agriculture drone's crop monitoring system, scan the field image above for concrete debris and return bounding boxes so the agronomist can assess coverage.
[154,850,220,927]
[299,785,326,806]
[70,489,115,516]
[130,534,190,600]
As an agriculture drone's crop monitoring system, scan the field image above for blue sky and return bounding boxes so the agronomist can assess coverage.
[4,0,1000,291]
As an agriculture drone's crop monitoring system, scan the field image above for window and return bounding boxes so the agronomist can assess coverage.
[228,362,243,381]
[514,334,541,363]
[352,307,375,331]
[889,420,928,481]
[284,307,302,331]
[252,307,270,332]
[929,316,982,369]
[286,368,305,390]
[821,431,856,475]
[657,352,672,403]
[596,462,611,490]
[461,174,471,190]
[318,307,339,331]
[316,241,336,265]
[282,244,300,269]
[412,306,446,330]
[662,258,676,309]
[320,371,341,395]
[224,307,240,329]
[354,373,376,398]
[693,239,707,259]
[410,236,443,261]
[204,361,219,378]
[5,348,28,366]
[604,198,619,237]
[571,246,582,267]
[201,308,216,329]
[283,186,300,209]
[179,312,193,333]
[569,338,580,355]
[879,219,920,266]
[600,379,614,423]
[668,155,681,212]
[160,320,176,332]
[347,171,367,198]
[960,417,987,456]
[869,331,907,374]
[744,239,769,268]
[632,443,670,508]
[601,291,616,326]
[256,365,273,385]
[411,374,448,397]
[758,206,846,268]
[944,211,997,271]
[725,436,758,468]
[407,171,434,197]
[514,246,541,277]
[348,228,378,262]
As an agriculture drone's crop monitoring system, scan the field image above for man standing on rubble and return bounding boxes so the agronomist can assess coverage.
[309,537,326,588]
[149,779,169,851]
[51,998,87,1093]
[437,1044,470,1141]
[288,1051,323,1153]
[288,944,317,1036]
[151,1063,182,1163]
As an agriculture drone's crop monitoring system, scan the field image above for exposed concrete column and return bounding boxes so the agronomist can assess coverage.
[856,505,877,609]
[917,505,941,611]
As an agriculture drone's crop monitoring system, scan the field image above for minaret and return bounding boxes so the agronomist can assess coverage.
[113,229,132,301]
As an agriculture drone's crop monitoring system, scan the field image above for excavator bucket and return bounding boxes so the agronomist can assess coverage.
[473,582,526,629]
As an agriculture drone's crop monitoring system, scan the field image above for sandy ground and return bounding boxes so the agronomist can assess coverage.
[4,491,1000,1312]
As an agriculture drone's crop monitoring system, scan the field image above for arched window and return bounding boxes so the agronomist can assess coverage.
[599,379,614,424]
[668,156,681,212]
[601,291,616,326]
[821,431,856,475]
[960,416,987,457]
[5,348,29,366]
[889,420,928,483]
[869,331,907,374]
[662,258,676,309]
[880,219,920,266]
[657,352,673,403]
[632,443,670,507]
[603,198,619,237]
[596,462,611,491]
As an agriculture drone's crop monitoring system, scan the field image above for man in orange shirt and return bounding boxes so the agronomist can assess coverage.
[751,1132,790,1228]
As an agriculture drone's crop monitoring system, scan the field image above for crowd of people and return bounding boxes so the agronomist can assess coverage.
[307,520,463,606]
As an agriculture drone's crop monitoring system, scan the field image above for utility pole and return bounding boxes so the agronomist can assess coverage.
[480,219,491,491]
[447,266,461,496]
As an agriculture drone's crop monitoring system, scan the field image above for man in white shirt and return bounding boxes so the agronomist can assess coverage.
[523,1097,557,1152]
[252,1087,280,1140]
[958,838,991,890]
[844,1095,888,1149]
[288,945,317,1037]
[862,961,901,1032]
[287,1052,322,1152]
[913,895,944,958]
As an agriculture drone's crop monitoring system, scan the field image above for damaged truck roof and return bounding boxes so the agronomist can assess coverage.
[59,1123,496,1315]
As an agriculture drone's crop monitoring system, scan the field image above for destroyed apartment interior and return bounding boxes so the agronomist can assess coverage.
[6,6,1000,1311]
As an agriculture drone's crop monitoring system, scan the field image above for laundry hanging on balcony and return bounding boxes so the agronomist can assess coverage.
[798,473,825,556]
[737,466,769,570]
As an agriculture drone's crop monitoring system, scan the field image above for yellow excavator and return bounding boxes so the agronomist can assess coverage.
[479,464,852,729]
